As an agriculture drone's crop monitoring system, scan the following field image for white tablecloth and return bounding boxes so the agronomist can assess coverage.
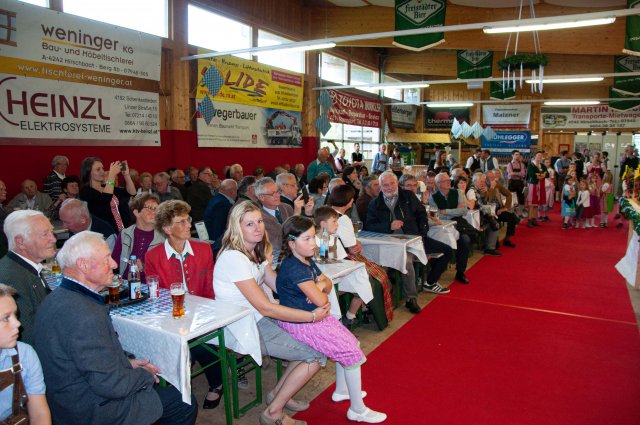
[110,289,260,404]
[465,209,481,230]
[427,219,459,249]
[358,231,428,274]
[317,260,373,319]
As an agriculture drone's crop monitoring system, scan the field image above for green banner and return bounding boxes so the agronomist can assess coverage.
[489,81,516,100]
[393,0,446,51]
[457,50,493,79]
[609,87,640,111]
[623,0,640,56]
[613,55,640,95]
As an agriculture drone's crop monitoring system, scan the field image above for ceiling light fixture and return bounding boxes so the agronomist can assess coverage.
[185,42,336,61]
[364,83,430,91]
[427,102,474,108]
[525,77,604,84]
[484,17,616,34]
[543,101,601,106]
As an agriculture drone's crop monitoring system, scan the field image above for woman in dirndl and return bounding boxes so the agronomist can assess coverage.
[525,151,548,228]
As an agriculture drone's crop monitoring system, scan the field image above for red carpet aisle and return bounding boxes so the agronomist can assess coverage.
[296,212,640,424]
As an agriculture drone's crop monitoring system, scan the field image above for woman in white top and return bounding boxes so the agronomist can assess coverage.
[214,200,330,425]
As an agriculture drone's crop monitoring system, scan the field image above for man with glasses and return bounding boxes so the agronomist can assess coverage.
[186,166,216,222]
[111,193,165,281]
[153,172,183,202]
[276,173,299,208]
[59,198,117,250]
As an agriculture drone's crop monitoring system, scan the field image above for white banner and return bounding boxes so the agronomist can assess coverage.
[482,104,531,127]
[196,101,302,148]
[0,74,159,145]
[540,104,640,129]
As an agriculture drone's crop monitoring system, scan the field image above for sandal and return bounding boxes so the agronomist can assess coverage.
[266,390,310,412]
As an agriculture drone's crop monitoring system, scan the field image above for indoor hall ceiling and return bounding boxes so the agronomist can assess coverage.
[322,0,626,8]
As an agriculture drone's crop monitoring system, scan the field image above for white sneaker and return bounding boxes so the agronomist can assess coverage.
[585,223,592,228]
[332,391,367,402]
[347,407,387,423]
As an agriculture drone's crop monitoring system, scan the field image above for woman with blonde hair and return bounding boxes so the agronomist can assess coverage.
[214,200,330,425]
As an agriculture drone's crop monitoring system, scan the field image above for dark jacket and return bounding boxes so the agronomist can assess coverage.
[186,180,213,223]
[203,193,234,252]
[365,189,429,237]
[79,186,130,231]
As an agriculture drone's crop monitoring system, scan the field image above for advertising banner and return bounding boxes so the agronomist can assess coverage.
[489,81,516,100]
[482,104,531,127]
[196,54,303,112]
[481,131,531,154]
[390,104,417,129]
[540,104,640,129]
[623,0,640,56]
[457,50,493,79]
[0,0,161,146]
[196,100,302,148]
[424,106,470,129]
[392,0,446,51]
[612,55,640,96]
[326,90,382,128]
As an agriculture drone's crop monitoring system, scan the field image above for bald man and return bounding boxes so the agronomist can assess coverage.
[7,180,53,218]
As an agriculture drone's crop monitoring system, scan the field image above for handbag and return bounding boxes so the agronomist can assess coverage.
[0,347,29,425]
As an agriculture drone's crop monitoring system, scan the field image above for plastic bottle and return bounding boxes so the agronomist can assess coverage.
[128,255,141,300]
[320,228,329,261]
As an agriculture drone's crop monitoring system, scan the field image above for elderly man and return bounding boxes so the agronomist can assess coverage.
[228,164,243,182]
[153,172,183,202]
[468,173,502,256]
[366,172,451,314]
[7,180,53,217]
[34,231,197,425]
[111,193,165,279]
[171,169,188,200]
[255,177,313,264]
[203,179,238,255]
[294,163,307,188]
[43,155,69,201]
[0,211,56,344]
[486,170,519,248]
[307,148,336,181]
[186,166,216,222]
[356,176,380,227]
[59,199,116,250]
[237,176,258,202]
[276,173,299,208]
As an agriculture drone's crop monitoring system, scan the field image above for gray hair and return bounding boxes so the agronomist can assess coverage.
[57,231,106,270]
[472,172,486,184]
[398,174,416,187]
[154,171,170,182]
[275,173,295,189]
[378,171,397,185]
[360,176,376,195]
[51,155,69,167]
[238,176,256,196]
[434,172,450,184]
[450,168,465,179]
[416,169,428,180]
[328,178,345,195]
[59,198,91,220]
[254,177,276,196]
[4,210,46,251]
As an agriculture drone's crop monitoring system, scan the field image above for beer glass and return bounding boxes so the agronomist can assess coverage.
[108,278,121,304]
[51,258,61,276]
[170,283,185,318]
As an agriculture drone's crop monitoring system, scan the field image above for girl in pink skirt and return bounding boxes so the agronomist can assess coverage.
[276,216,387,424]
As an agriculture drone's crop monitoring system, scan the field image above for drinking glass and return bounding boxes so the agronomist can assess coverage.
[170,283,185,318]
[147,275,160,300]
[108,277,121,304]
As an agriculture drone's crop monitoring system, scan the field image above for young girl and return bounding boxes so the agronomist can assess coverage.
[539,158,555,222]
[576,179,592,228]
[561,175,577,229]
[600,170,615,227]
[588,173,601,227]
[277,216,387,424]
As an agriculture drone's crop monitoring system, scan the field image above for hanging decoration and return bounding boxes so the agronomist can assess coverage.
[315,90,333,136]
[496,0,549,94]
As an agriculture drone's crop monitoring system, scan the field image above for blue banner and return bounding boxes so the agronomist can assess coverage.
[481,131,531,154]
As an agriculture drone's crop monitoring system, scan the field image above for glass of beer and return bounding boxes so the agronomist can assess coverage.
[108,277,121,304]
[170,283,185,319]
[51,258,61,276]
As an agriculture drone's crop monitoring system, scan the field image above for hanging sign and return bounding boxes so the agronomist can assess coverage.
[424,106,470,129]
[390,104,417,129]
[326,90,382,128]
[392,0,446,51]
[623,0,640,56]
[612,55,640,96]
[489,81,516,100]
[540,104,640,129]
[481,131,531,153]
[457,50,493,79]
[609,88,640,111]
[482,104,531,127]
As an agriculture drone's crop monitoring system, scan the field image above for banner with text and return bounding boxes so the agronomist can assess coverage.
[196,53,303,112]
[613,55,640,95]
[0,0,161,145]
[481,131,531,154]
[196,100,302,148]
[457,50,493,79]
[390,104,418,129]
[424,106,470,129]
[482,104,531,127]
[326,90,382,128]
[540,104,640,129]
[392,0,446,51]
[623,0,640,56]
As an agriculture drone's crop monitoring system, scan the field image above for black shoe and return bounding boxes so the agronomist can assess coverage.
[527,220,534,228]
[531,219,540,226]
[405,298,421,314]
[203,387,223,409]
[483,249,502,256]
[503,240,516,248]
[340,315,354,328]
[455,273,470,284]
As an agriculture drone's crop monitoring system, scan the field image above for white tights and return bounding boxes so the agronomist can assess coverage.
[335,363,366,413]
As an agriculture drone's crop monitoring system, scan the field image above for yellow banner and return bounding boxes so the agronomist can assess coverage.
[197,53,303,112]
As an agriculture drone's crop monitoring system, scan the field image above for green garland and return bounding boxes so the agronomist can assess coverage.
[619,197,640,237]
[498,54,549,71]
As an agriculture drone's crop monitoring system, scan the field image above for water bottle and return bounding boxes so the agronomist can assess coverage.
[128,255,142,300]
[320,228,329,261]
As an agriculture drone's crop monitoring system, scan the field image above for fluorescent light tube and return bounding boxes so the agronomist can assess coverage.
[271,42,336,53]
[483,17,615,34]
[367,83,430,91]
[526,77,604,84]
[427,102,474,107]
[544,101,601,106]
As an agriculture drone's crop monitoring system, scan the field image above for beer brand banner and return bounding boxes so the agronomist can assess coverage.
[457,50,493,79]
[196,100,302,148]
[424,106,470,129]
[541,104,640,129]
[390,104,418,129]
[0,0,161,146]
[482,104,531,127]
[623,0,640,56]
[489,81,516,100]
[392,0,446,51]
[481,131,531,154]
[613,55,640,95]
[609,87,640,111]
[326,90,382,128]
[196,53,303,112]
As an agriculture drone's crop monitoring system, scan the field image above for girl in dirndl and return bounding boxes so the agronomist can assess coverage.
[526,151,548,227]
[276,216,387,424]
[561,175,577,229]
[588,173,601,227]
[600,170,615,227]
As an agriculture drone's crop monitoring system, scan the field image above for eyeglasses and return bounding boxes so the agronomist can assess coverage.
[200,172,213,177]
[261,190,281,197]
[172,216,192,226]
[142,205,158,212]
